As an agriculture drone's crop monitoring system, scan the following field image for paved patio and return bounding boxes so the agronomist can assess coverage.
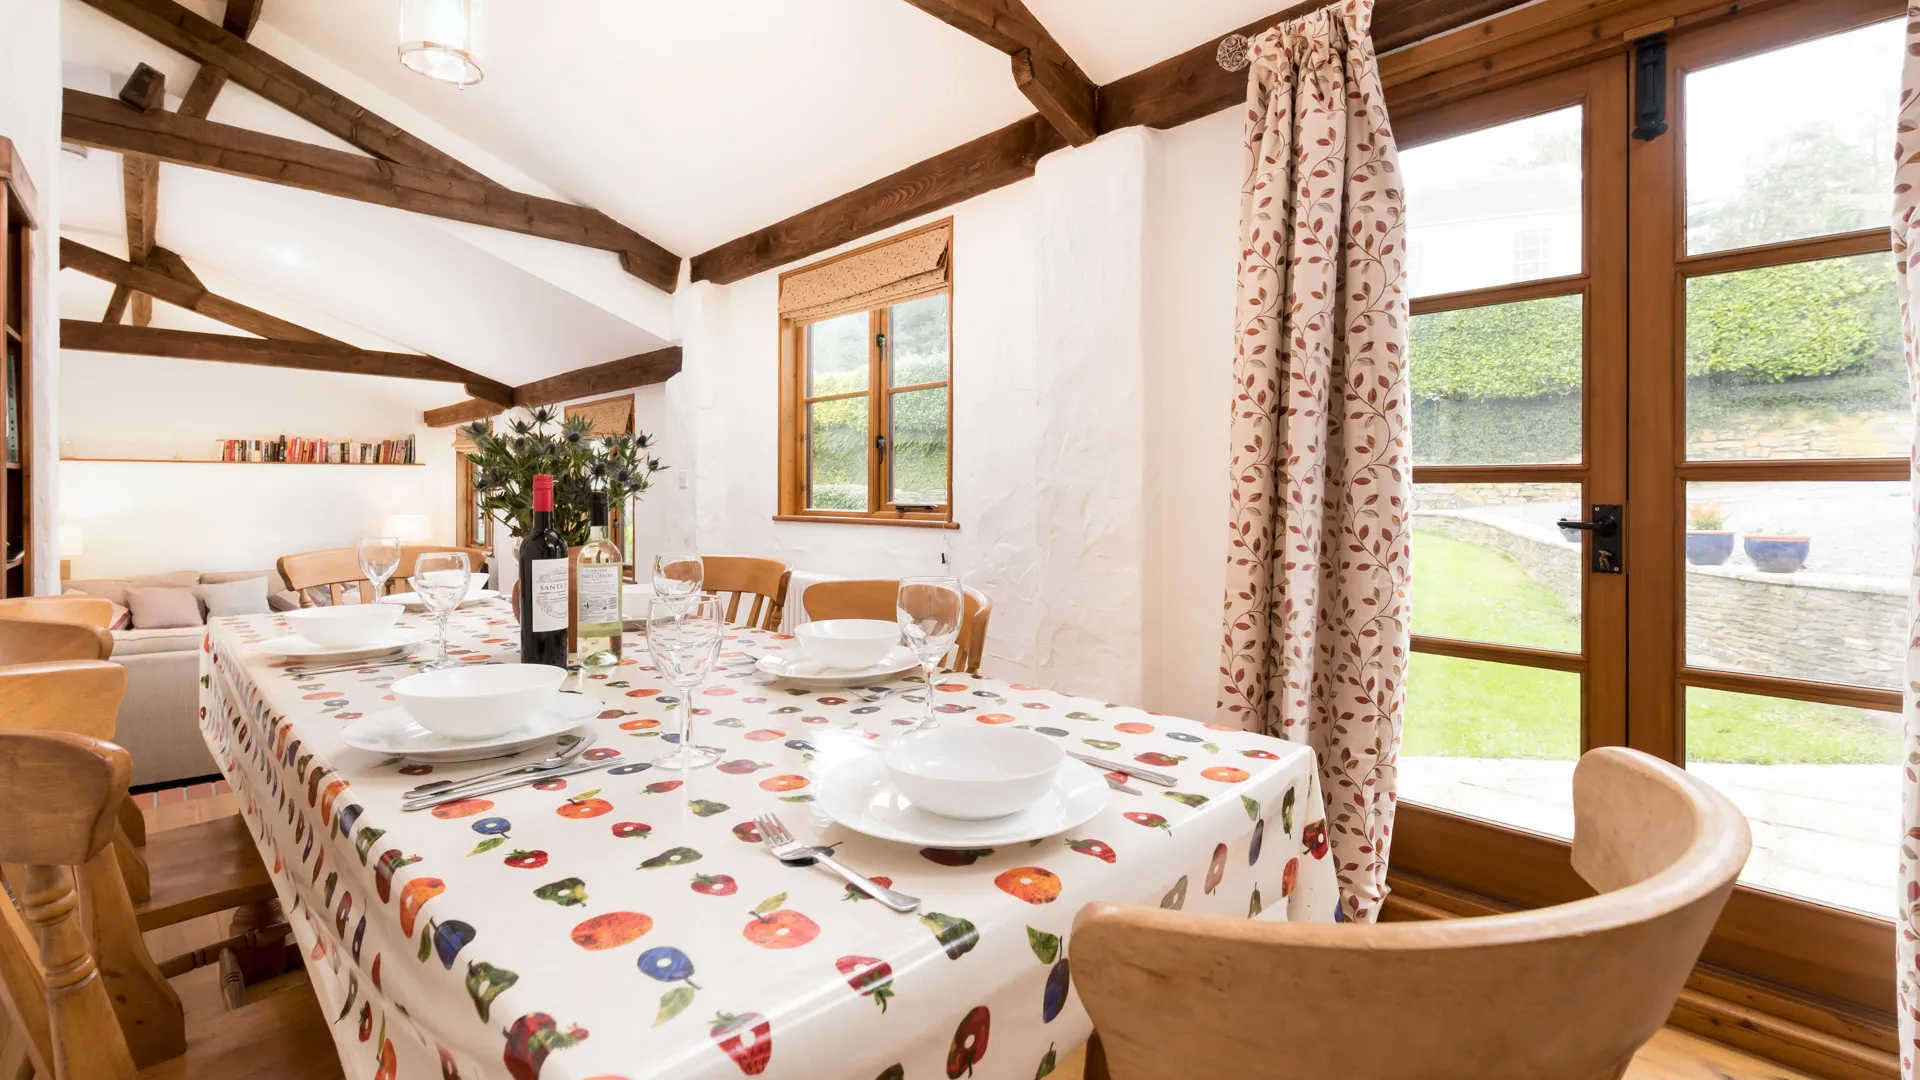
[1398,757,1897,917]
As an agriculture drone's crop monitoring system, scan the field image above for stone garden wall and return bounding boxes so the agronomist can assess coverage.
[1416,510,1904,691]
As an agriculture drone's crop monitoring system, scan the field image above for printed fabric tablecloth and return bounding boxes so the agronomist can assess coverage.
[198,602,1336,1080]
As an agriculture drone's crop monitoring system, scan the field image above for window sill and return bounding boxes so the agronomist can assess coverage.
[773,514,959,531]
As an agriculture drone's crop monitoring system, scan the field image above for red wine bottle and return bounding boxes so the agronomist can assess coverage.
[519,473,570,667]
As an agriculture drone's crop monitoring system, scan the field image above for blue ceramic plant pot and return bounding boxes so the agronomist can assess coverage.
[1684,531,1734,566]
[1742,535,1809,574]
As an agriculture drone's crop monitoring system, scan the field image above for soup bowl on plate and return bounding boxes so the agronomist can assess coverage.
[282,603,402,648]
[880,727,1063,820]
[391,664,568,740]
[796,619,901,671]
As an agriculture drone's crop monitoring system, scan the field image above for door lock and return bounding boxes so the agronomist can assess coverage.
[1556,504,1623,574]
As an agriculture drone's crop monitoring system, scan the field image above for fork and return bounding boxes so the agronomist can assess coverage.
[754,814,919,913]
[403,734,597,798]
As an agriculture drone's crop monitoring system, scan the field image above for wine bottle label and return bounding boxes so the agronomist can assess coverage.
[577,565,620,626]
[530,558,569,632]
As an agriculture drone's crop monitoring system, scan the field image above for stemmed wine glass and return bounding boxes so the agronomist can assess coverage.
[898,576,963,730]
[647,595,725,769]
[414,552,470,671]
[357,536,402,604]
[653,552,704,607]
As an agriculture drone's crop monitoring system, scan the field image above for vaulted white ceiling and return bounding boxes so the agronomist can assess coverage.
[56,0,1287,396]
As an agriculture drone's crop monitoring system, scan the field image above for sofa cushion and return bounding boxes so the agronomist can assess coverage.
[63,588,130,630]
[196,576,271,617]
[110,625,207,656]
[67,571,200,608]
[125,586,205,630]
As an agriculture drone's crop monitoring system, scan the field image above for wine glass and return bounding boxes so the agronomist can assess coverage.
[898,576,963,730]
[647,595,725,769]
[357,536,402,604]
[653,552,704,606]
[414,552,471,670]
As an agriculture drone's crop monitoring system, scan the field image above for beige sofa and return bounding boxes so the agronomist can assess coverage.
[63,569,296,788]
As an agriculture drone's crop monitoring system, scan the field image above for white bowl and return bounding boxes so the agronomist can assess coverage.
[797,619,901,671]
[390,664,568,740]
[622,583,655,616]
[880,727,1064,820]
[282,604,402,648]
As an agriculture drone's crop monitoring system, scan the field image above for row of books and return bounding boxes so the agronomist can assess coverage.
[216,435,418,464]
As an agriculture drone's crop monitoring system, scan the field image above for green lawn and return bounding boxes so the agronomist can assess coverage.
[1406,530,1899,765]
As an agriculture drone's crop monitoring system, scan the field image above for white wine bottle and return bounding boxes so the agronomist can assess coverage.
[576,490,624,669]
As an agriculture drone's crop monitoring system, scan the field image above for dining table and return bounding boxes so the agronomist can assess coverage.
[198,600,1337,1080]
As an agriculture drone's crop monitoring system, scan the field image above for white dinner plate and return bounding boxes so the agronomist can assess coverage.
[755,646,920,687]
[255,628,433,664]
[380,588,501,611]
[814,752,1110,848]
[339,690,598,761]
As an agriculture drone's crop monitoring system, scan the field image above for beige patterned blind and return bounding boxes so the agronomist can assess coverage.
[779,223,951,324]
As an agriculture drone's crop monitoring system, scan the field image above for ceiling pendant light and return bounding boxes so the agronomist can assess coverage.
[398,0,485,87]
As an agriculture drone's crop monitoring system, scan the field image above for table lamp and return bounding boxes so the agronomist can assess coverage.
[383,514,433,544]
[57,524,82,581]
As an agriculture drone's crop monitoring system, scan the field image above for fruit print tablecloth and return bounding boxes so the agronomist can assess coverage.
[198,603,1336,1080]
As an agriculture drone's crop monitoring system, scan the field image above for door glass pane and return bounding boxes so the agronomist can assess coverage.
[806,398,868,511]
[1399,654,1580,838]
[1685,687,1897,917]
[889,387,948,506]
[1412,294,1582,465]
[1684,252,1903,461]
[1682,481,1908,691]
[889,294,949,386]
[1684,18,1901,255]
[806,312,868,397]
[1402,106,1582,298]
[1412,483,1582,651]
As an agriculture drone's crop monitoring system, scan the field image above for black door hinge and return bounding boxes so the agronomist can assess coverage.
[1632,34,1668,141]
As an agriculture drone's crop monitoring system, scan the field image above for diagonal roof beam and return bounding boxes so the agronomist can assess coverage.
[899,0,1096,145]
[424,346,684,428]
[63,90,682,293]
[116,63,166,327]
[180,0,264,119]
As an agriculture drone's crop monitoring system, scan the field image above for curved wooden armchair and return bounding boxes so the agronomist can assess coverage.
[801,579,992,673]
[278,544,485,606]
[0,594,115,628]
[702,555,792,630]
[0,618,113,663]
[1072,747,1751,1080]
[0,729,342,1080]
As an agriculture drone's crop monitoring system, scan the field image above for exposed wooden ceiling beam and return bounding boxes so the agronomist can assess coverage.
[899,0,1096,145]
[63,90,682,293]
[221,0,262,37]
[181,0,264,120]
[63,237,334,344]
[424,346,685,428]
[62,320,517,405]
[694,0,1528,284]
[117,62,166,113]
[75,0,494,184]
[117,64,167,327]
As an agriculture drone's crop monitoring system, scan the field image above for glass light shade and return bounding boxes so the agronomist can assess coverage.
[398,0,484,87]
[383,514,434,543]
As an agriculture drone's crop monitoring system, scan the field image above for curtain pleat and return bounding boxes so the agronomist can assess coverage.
[1890,11,1920,1070]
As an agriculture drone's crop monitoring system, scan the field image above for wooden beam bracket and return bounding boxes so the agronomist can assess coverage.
[425,346,684,427]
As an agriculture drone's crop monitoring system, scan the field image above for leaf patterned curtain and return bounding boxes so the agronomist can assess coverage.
[1215,0,1411,922]
[1891,12,1920,1070]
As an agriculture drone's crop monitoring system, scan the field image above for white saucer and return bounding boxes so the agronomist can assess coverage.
[381,589,501,611]
[256,628,433,664]
[339,691,598,761]
[814,752,1109,848]
[755,646,920,687]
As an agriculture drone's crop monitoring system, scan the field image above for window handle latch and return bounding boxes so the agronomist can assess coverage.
[875,434,887,453]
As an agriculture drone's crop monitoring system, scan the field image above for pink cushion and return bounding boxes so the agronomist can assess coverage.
[124,586,206,630]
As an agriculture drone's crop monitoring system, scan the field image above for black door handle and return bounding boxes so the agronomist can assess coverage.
[1557,504,1623,574]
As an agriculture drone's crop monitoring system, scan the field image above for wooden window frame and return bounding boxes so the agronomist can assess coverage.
[1386,0,1906,1048]
[776,220,956,529]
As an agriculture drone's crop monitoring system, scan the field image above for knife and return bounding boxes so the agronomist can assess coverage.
[401,758,617,812]
[1068,751,1177,787]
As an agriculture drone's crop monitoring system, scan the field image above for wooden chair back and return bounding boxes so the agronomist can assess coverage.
[0,729,149,1080]
[0,619,113,664]
[394,545,488,593]
[702,556,792,630]
[1072,747,1752,1080]
[801,579,992,674]
[0,596,114,629]
[278,545,485,606]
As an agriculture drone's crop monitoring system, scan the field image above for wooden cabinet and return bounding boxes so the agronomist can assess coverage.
[1,138,38,598]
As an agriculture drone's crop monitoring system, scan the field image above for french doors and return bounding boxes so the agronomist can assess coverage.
[1392,0,1904,1013]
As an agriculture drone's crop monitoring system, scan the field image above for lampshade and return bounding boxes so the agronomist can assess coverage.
[57,524,83,559]
[398,0,484,87]
[383,514,434,543]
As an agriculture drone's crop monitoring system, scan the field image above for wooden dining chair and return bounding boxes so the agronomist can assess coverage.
[393,544,488,592]
[275,547,372,607]
[0,595,115,628]
[702,555,793,630]
[1072,747,1752,1080]
[0,663,277,964]
[0,615,113,664]
[0,729,343,1080]
[801,579,993,673]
